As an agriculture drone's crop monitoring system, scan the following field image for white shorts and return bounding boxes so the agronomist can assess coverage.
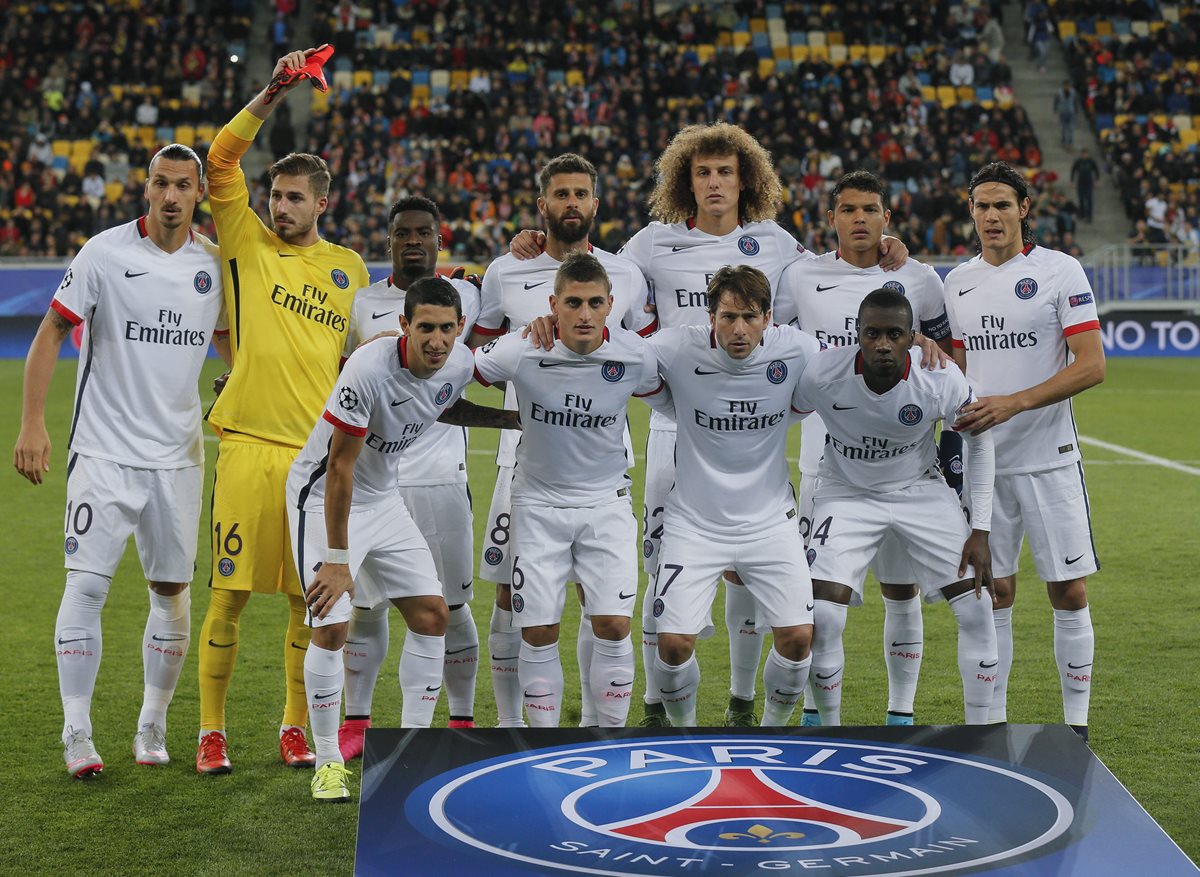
[399,482,474,604]
[63,453,201,582]
[800,472,917,585]
[289,493,443,628]
[641,427,676,574]
[807,475,972,605]
[478,466,514,584]
[987,463,1099,582]
[509,495,638,627]
[652,515,814,636]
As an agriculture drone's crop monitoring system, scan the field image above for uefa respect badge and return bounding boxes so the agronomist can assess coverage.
[407,737,1073,876]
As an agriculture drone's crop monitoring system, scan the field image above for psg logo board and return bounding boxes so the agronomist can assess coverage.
[355,725,1199,876]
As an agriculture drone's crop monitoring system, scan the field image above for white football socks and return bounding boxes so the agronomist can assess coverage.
[761,648,812,727]
[139,586,191,731]
[725,582,763,701]
[577,614,597,726]
[1054,606,1093,726]
[56,570,111,741]
[399,631,445,728]
[444,604,479,720]
[882,595,923,715]
[590,635,634,727]
[489,604,524,727]
[810,600,848,725]
[654,653,700,727]
[342,603,388,718]
[949,591,998,725]
[989,606,1013,723]
[640,594,660,708]
[519,640,563,728]
[304,643,344,765]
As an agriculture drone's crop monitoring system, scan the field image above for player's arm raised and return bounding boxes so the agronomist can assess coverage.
[247,46,330,121]
[13,308,75,484]
[306,427,363,619]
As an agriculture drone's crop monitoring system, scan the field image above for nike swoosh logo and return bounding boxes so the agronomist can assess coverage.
[660,686,687,695]
[832,403,856,410]
[815,284,838,292]
[425,685,442,692]
[611,680,633,687]
[1067,662,1093,670]
[314,692,337,700]
[57,636,89,645]
[957,287,976,297]
[671,245,697,252]
[491,654,516,662]
[694,367,719,375]
[460,581,472,590]
[524,281,547,289]
[391,398,412,406]
[891,641,922,647]
[278,252,299,258]
[208,639,235,648]
[446,647,474,655]
[538,360,568,368]
[743,619,755,627]
[290,641,307,651]
[345,640,366,645]
[151,634,187,642]
[524,692,552,698]
[979,660,999,669]
[1065,554,1085,564]
[815,671,840,680]
[805,602,815,612]
[618,591,636,599]
[774,689,801,696]
[372,310,394,320]
[124,270,149,278]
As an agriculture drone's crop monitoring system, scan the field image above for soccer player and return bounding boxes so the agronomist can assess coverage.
[946,161,1104,740]
[287,277,517,802]
[336,196,482,758]
[473,253,666,727]
[793,289,998,725]
[14,144,227,777]
[197,46,370,774]
[774,170,953,727]
[514,123,907,727]
[647,265,823,728]
[467,153,654,728]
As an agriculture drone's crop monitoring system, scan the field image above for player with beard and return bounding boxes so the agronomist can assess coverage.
[468,154,654,728]
[335,197,483,758]
[196,46,370,775]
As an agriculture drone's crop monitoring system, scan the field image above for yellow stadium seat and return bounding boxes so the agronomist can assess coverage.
[867,45,888,65]
[723,97,738,111]
[450,70,469,90]
[566,69,584,87]
[138,127,156,148]
[666,97,681,111]
[829,45,848,65]
[411,83,430,101]
[194,125,216,144]
[1149,20,1166,33]
[120,125,138,144]
[71,140,92,158]
[52,139,71,157]
[131,167,147,184]
[353,70,373,91]
[937,85,957,108]
[826,31,844,46]
[808,44,829,62]
[105,181,124,203]
[69,155,88,176]
[791,45,809,63]
[1180,129,1199,147]
[1058,21,1076,40]
[773,45,790,60]
[1188,60,1200,74]
[1115,114,1131,128]
[716,32,732,49]
[1095,20,1113,37]
[310,88,330,114]
[697,44,716,63]
[848,44,867,62]
[732,31,751,50]
[174,125,195,146]
[921,85,937,103]
[411,25,430,43]
[957,86,975,102]
[750,17,766,33]
[758,58,775,77]
[111,85,125,101]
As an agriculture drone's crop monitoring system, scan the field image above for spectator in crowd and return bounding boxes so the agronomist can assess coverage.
[1071,148,1100,223]
[1053,81,1078,149]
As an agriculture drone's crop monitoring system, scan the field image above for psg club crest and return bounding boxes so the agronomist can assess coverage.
[331,268,350,289]
[484,546,504,566]
[882,280,905,295]
[652,597,665,618]
[643,539,653,559]
[738,235,760,256]
[898,404,923,426]
[217,558,235,577]
[193,270,213,294]
[511,593,525,613]
[1015,277,1039,300]
[806,547,816,567]
[601,361,625,382]
[339,386,359,411]
[407,737,1074,876]
[766,360,788,384]
[64,537,79,555]
[435,383,454,405]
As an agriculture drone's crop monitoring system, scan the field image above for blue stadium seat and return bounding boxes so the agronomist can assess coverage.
[412,69,430,86]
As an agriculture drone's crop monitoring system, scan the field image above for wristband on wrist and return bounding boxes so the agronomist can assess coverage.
[325,548,350,565]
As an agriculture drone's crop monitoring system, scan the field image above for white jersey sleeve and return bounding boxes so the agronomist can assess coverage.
[474,263,510,337]
[450,276,482,336]
[51,238,104,326]
[472,331,524,387]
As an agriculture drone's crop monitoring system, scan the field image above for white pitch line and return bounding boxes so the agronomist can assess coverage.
[1079,435,1200,477]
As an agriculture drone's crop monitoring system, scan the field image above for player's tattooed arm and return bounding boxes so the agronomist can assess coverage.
[438,398,521,430]
[878,235,909,271]
[13,308,76,484]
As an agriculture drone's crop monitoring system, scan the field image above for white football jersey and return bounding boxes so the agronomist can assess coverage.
[648,324,823,537]
[775,251,950,476]
[794,345,975,493]
[944,244,1100,474]
[619,218,815,430]
[345,275,480,486]
[474,246,653,467]
[473,327,660,507]
[50,217,224,469]
[287,337,473,512]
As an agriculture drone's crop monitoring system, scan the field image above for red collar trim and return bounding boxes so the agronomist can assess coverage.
[387,274,394,287]
[686,217,697,230]
[902,354,912,380]
[709,329,718,349]
[398,335,409,369]
[136,216,149,238]
[1022,242,1036,256]
[835,249,842,260]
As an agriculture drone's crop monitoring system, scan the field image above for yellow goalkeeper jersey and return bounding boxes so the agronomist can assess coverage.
[205,109,368,448]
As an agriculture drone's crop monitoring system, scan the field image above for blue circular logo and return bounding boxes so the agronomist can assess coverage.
[602,361,625,383]
[1015,277,1038,300]
[331,268,350,289]
[882,280,905,295]
[409,737,1073,876]
[64,536,78,555]
[218,557,235,577]
[194,270,212,294]
[652,598,665,618]
[511,593,524,613]
[484,546,504,566]
[738,235,760,256]
[642,539,653,559]
[435,383,454,405]
[806,547,816,567]
[766,360,788,384]
[898,404,923,426]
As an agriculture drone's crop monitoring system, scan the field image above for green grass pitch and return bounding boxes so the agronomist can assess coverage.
[1,356,1197,874]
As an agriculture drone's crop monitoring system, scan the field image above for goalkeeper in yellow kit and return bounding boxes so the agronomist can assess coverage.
[196,46,369,774]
